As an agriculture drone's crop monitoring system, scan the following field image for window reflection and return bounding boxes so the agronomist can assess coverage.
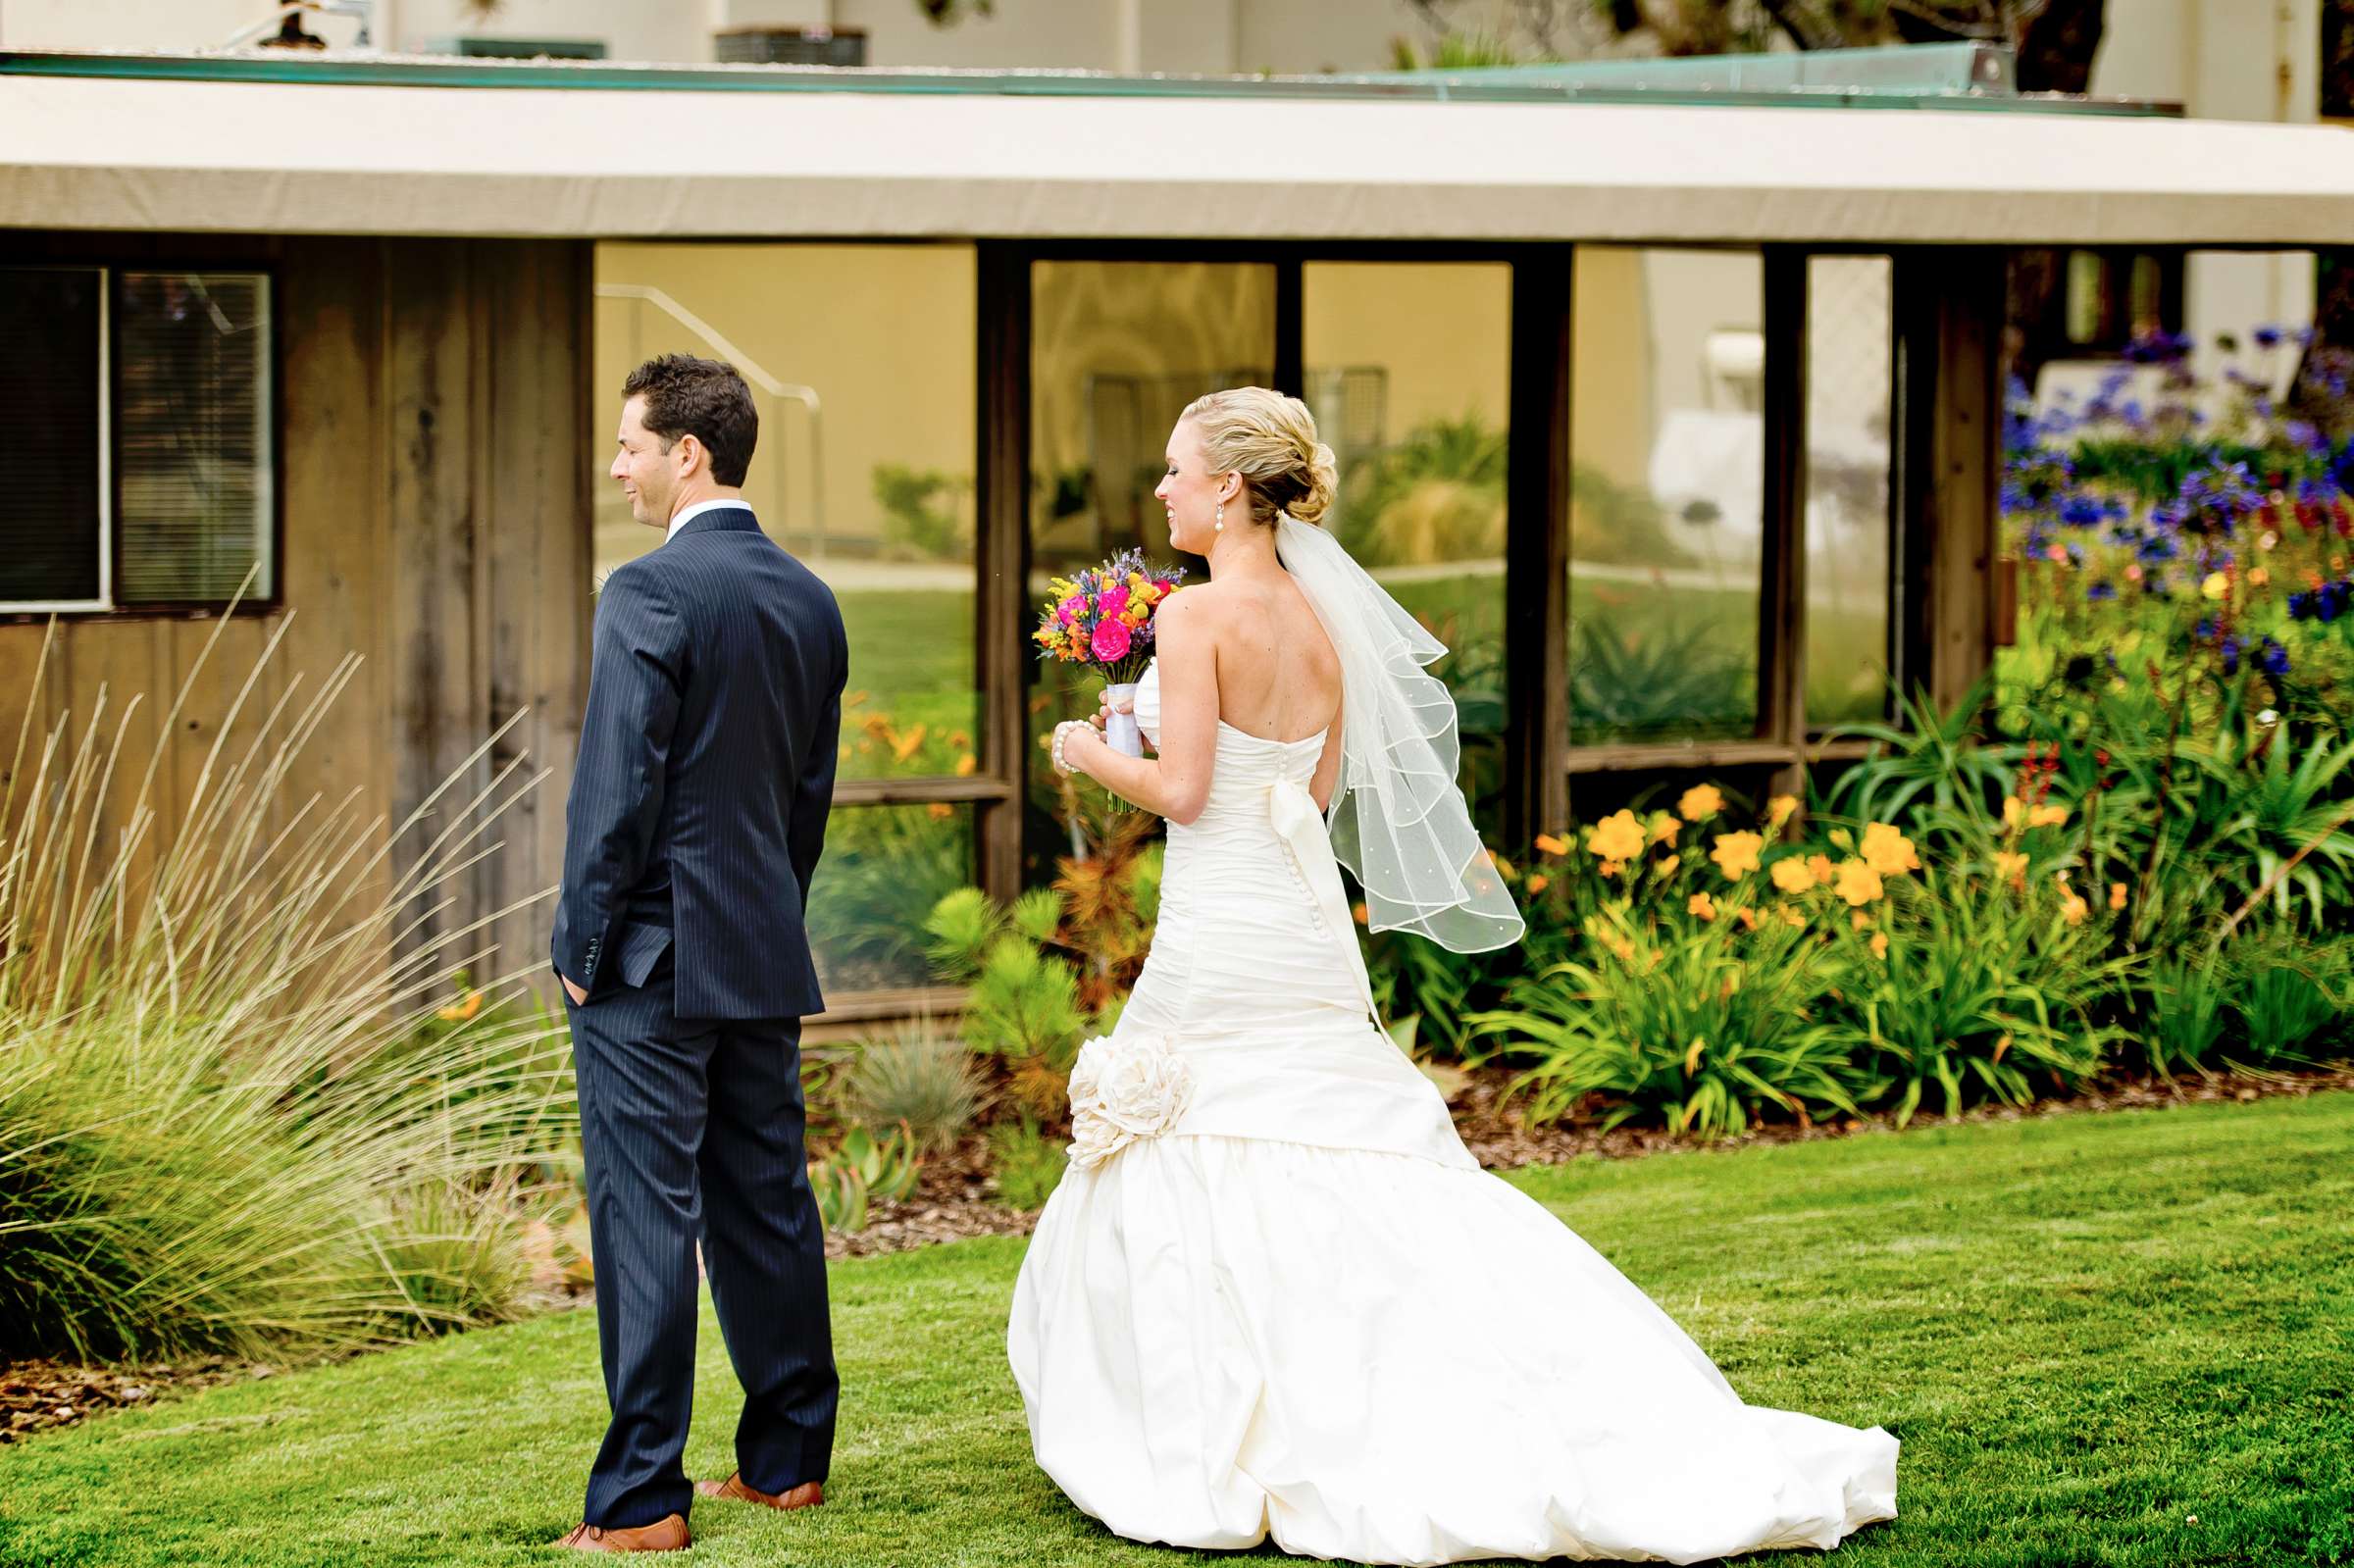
[806,803,973,993]
[1302,261,1510,829]
[592,243,979,782]
[1806,255,1894,729]
[1026,261,1276,867]
[590,243,981,993]
[1568,247,1763,744]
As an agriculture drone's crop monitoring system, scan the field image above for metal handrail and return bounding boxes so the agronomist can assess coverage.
[595,282,826,557]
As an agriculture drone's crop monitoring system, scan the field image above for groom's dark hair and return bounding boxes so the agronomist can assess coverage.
[622,354,758,487]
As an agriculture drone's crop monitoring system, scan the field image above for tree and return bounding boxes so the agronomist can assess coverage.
[1401,0,2104,81]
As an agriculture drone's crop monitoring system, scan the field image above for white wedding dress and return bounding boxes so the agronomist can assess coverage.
[1006,659,1898,1566]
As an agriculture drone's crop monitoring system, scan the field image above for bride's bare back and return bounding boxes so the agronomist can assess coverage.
[1135,573,1345,824]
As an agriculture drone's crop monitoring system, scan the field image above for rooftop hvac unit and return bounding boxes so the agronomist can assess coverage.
[436,36,608,60]
[715,26,867,67]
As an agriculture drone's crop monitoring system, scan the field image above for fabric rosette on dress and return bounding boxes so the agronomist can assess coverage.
[1066,1033,1196,1170]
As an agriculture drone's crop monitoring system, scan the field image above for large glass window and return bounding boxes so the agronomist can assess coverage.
[1025,260,1276,861]
[804,803,974,994]
[1567,247,1763,744]
[1806,255,1895,730]
[1302,260,1510,828]
[593,242,980,991]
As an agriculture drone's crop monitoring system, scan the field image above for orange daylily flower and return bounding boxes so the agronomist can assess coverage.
[1710,832,1765,881]
[1678,784,1724,822]
[1859,823,1919,876]
[1585,810,1647,862]
[1831,860,1884,907]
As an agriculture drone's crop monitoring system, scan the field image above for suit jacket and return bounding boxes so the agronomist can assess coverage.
[553,505,846,1021]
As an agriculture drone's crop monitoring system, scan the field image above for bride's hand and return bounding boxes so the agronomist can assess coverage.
[1051,719,1098,779]
[1097,685,1154,753]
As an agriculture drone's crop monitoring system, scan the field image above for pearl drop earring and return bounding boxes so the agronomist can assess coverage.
[1214,501,1224,533]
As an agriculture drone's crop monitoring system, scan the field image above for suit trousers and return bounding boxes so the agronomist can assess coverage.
[567,952,839,1529]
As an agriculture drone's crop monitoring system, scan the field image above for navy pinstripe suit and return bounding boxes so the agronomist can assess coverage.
[553,503,845,1531]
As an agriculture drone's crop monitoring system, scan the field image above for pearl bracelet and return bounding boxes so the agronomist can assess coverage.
[1052,721,1081,775]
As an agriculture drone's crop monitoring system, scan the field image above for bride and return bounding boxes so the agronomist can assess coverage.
[1009,387,1897,1566]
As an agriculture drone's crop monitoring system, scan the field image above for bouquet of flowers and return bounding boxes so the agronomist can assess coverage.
[1032,548,1185,758]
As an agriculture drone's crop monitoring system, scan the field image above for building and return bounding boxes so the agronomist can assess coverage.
[2,36,2349,1016]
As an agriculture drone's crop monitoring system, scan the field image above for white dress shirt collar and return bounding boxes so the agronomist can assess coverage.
[666,497,753,542]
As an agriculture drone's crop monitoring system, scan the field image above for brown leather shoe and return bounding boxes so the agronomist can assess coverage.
[552,1513,691,1552]
[692,1472,824,1512]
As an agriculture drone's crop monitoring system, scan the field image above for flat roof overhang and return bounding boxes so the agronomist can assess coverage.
[2,49,2349,245]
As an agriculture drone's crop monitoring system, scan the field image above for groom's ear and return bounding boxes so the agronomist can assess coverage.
[673,432,708,480]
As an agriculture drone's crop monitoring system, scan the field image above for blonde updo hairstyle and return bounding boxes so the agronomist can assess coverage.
[1179,386,1338,529]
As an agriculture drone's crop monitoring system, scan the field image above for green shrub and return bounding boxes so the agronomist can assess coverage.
[985,1119,1067,1212]
[2140,955,2233,1075]
[1477,903,1861,1138]
[2227,934,2351,1063]
[1800,861,2127,1126]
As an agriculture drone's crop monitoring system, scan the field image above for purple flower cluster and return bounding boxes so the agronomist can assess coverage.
[2289,580,2352,624]
[2219,634,2291,679]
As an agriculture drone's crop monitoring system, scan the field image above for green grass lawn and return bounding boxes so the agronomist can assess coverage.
[5,1094,2349,1568]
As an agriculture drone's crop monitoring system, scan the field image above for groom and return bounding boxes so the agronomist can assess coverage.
[551,354,847,1553]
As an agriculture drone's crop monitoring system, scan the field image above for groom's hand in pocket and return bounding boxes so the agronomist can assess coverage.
[560,973,588,1007]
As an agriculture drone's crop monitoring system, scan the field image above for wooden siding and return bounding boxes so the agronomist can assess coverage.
[0,234,591,995]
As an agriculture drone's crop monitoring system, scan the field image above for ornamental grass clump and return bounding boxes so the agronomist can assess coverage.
[0,617,572,1362]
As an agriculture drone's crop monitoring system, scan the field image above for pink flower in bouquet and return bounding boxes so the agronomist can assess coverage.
[1056,594,1083,626]
[1091,617,1133,662]
[1099,583,1130,621]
